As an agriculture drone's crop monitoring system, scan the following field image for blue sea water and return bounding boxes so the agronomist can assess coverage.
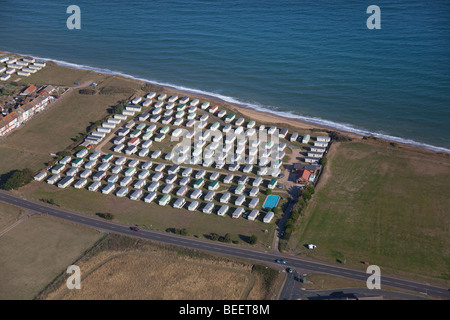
[1,0,449,151]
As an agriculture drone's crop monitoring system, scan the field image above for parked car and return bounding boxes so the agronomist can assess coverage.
[275,259,286,264]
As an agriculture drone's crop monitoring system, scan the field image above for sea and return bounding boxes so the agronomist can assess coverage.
[1,0,449,152]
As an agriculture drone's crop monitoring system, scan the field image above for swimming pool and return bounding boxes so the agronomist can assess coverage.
[263,195,280,209]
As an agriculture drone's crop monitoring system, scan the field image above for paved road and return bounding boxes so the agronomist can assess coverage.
[0,190,448,300]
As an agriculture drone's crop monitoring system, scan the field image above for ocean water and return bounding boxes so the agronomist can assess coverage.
[1,0,449,151]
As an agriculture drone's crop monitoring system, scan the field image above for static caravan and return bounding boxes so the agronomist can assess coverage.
[279,128,288,138]
[225,113,235,123]
[290,132,299,142]
[161,116,172,125]
[98,162,111,172]
[204,190,215,202]
[74,178,88,189]
[138,169,150,180]
[164,151,175,161]
[129,158,140,167]
[305,157,319,164]
[235,118,245,126]
[137,148,149,157]
[182,167,193,177]
[125,145,137,155]
[107,174,119,184]
[116,187,129,197]
[134,179,146,189]
[151,150,162,160]
[271,168,281,177]
[247,120,256,129]
[208,180,219,191]
[162,184,175,194]
[168,95,178,103]
[115,156,127,165]
[268,126,277,135]
[57,176,74,189]
[302,134,310,144]
[141,161,152,170]
[88,181,102,192]
[238,175,249,185]
[179,177,190,186]
[47,174,60,185]
[142,140,153,149]
[179,96,189,104]
[195,170,206,179]
[51,164,65,174]
[130,189,143,201]
[188,201,199,211]
[65,167,79,177]
[263,211,274,223]
[243,164,253,173]
[152,172,163,182]
[147,181,160,192]
[76,148,89,158]
[165,174,177,184]
[248,210,259,221]
[34,171,48,181]
[159,194,171,206]
[120,176,132,187]
[157,93,167,101]
[209,171,219,181]
[200,101,210,110]
[202,202,214,214]
[59,156,72,165]
[72,158,84,168]
[190,99,199,107]
[317,136,331,142]
[142,99,152,107]
[232,207,244,219]
[144,191,157,203]
[80,169,93,179]
[190,189,202,200]
[314,141,328,148]
[310,146,326,153]
[249,187,259,197]
[308,151,323,159]
[220,192,231,203]
[102,183,116,195]
[248,197,259,209]
[223,174,234,184]
[268,178,277,189]
[235,184,245,195]
[235,195,246,206]
[154,133,166,142]
[146,92,156,99]
[253,177,263,187]
[125,167,137,177]
[176,185,188,197]
[173,197,186,209]
[177,104,187,111]
[193,178,205,189]
[92,171,106,182]
[97,127,111,134]
[149,114,161,123]
[217,205,229,217]
[111,165,122,174]
[117,128,130,137]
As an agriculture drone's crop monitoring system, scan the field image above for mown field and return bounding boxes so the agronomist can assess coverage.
[289,140,450,285]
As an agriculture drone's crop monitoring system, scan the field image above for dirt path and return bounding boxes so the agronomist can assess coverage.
[0,212,34,238]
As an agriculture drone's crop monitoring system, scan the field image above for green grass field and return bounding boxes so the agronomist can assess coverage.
[290,141,450,285]
[0,214,103,299]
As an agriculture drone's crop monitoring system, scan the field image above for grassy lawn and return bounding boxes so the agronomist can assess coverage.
[289,141,450,285]
[0,202,24,230]
[18,181,277,250]
[0,214,103,299]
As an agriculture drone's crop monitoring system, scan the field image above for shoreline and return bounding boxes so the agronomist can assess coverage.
[2,49,449,155]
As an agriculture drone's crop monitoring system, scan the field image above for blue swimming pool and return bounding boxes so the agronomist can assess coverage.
[263,195,280,210]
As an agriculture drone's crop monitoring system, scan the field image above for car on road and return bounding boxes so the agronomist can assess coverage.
[287,268,294,273]
[307,244,317,249]
[275,259,286,264]
[130,226,140,232]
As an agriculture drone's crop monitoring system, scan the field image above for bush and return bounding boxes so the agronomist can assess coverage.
[249,235,258,245]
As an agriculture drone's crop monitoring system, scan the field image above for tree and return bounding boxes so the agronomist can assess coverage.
[223,233,232,243]
[0,169,33,190]
[249,235,258,245]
